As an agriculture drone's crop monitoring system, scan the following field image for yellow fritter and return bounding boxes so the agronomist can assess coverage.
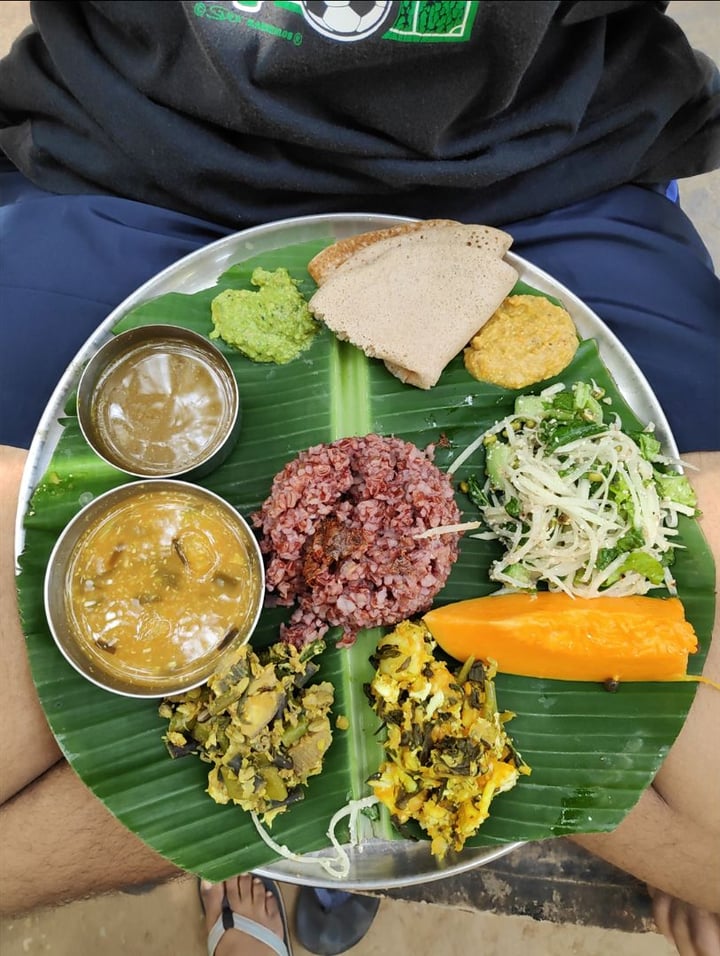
[464,294,578,389]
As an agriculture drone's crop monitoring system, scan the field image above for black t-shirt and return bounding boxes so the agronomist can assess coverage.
[0,0,718,226]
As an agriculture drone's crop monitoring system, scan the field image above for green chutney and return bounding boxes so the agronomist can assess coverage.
[210,267,319,364]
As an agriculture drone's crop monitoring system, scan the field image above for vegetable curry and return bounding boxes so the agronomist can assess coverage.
[65,487,259,681]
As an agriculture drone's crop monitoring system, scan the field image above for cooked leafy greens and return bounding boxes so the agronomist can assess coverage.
[366,620,529,860]
[160,639,334,823]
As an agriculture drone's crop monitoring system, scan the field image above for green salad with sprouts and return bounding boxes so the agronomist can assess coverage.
[450,382,698,597]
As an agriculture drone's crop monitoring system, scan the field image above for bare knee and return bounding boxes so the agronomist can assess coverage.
[1,444,62,805]
[0,444,27,498]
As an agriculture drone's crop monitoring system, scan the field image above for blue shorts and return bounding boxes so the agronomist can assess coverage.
[2,168,718,451]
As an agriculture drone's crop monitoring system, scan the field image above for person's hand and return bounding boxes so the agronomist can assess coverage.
[649,886,720,956]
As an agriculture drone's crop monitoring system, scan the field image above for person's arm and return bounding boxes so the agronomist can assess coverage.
[570,451,720,915]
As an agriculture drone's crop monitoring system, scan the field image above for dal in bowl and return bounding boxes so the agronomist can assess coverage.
[44,480,264,698]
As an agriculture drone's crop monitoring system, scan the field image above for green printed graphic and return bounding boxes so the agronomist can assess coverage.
[386,1,478,42]
[193,1,478,45]
[193,1,304,43]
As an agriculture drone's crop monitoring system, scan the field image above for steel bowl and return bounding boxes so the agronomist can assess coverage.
[76,324,241,479]
[44,479,264,698]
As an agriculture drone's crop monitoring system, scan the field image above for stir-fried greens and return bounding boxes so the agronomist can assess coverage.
[366,620,529,860]
[450,382,698,597]
[159,640,334,823]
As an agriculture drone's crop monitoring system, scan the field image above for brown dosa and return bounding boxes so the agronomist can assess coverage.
[309,226,519,389]
[307,220,458,285]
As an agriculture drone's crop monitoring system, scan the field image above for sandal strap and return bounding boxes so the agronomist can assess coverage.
[207,912,289,956]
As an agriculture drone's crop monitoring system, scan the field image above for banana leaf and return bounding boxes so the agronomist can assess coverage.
[16,235,715,883]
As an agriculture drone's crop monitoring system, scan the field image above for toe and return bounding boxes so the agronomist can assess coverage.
[212,875,286,956]
[250,876,279,920]
[200,879,226,932]
[225,873,255,917]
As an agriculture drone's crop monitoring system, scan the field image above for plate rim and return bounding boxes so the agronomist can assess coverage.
[13,211,679,888]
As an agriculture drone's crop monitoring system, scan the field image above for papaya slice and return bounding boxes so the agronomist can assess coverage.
[423,593,698,683]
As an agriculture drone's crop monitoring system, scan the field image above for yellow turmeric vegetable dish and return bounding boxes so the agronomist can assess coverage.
[160,639,334,822]
[366,620,530,860]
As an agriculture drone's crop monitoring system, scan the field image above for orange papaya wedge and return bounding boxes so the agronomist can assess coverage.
[423,593,698,683]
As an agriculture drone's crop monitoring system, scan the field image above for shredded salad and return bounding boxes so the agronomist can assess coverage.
[448,382,698,597]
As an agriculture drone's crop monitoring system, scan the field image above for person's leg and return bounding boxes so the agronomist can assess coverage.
[0,760,182,916]
[0,445,183,916]
[0,172,234,914]
[0,166,232,449]
[505,184,720,453]
[569,451,720,916]
[0,446,61,805]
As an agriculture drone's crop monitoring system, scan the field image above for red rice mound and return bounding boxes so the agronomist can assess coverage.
[251,434,462,648]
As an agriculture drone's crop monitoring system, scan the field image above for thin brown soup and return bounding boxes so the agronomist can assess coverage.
[92,340,233,473]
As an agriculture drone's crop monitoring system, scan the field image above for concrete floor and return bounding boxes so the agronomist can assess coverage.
[0,880,676,956]
[0,876,679,956]
[1,2,717,953]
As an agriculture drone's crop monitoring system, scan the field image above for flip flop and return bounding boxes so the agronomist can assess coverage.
[294,887,380,956]
[201,875,294,956]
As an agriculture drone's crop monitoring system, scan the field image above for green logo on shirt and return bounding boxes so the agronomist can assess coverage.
[193,1,478,45]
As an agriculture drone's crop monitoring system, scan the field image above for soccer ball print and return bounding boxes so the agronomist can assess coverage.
[301,1,393,41]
